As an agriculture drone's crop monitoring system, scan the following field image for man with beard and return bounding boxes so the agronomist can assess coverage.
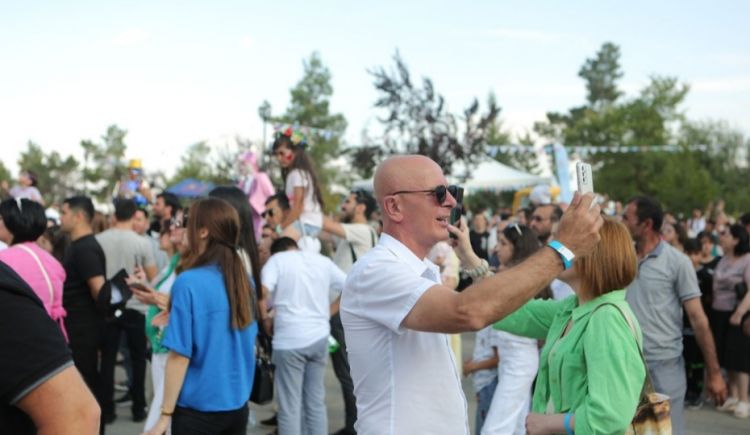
[529,204,563,244]
[322,189,378,435]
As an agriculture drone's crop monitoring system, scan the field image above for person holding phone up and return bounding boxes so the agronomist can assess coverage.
[340,155,603,435]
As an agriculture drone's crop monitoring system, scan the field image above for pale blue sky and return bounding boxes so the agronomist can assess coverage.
[1,1,748,176]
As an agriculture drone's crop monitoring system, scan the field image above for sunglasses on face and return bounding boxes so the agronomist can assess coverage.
[262,209,274,218]
[389,185,459,205]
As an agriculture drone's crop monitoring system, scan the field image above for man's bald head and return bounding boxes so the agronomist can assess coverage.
[373,155,442,204]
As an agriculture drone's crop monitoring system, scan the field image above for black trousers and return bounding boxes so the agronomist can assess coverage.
[171,404,249,435]
[101,308,147,416]
[330,312,357,431]
[67,317,106,434]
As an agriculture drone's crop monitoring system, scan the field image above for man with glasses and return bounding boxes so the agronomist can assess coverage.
[529,203,563,245]
[322,189,378,435]
[622,196,726,434]
[340,155,603,434]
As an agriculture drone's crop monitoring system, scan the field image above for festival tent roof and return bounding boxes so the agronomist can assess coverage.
[351,159,551,193]
[166,178,216,198]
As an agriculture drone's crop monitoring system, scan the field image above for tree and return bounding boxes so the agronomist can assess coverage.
[579,42,623,108]
[0,160,11,192]
[368,52,501,175]
[81,125,128,203]
[532,42,737,213]
[170,142,215,184]
[266,52,348,211]
[17,141,80,205]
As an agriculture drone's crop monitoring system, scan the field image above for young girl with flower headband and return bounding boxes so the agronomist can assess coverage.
[272,129,324,244]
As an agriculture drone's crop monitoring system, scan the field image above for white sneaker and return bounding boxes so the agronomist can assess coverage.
[717,397,738,412]
[734,401,750,418]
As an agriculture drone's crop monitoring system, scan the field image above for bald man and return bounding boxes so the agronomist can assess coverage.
[340,155,603,435]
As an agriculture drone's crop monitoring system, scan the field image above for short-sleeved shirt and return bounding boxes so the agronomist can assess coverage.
[62,234,106,329]
[285,169,322,228]
[712,254,750,311]
[161,264,257,412]
[626,241,701,361]
[331,223,378,274]
[96,228,156,312]
[9,186,43,202]
[341,233,469,435]
[0,262,73,433]
[470,326,498,392]
[262,250,346,350]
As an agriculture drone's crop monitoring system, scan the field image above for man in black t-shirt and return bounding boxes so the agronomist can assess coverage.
[59,196,108,424]
[0,261,100,434]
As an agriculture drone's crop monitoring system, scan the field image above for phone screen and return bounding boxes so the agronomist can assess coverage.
[449,187,465,239]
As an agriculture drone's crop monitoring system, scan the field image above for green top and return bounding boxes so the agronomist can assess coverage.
[145,253,180,354]
[494,290,645,435]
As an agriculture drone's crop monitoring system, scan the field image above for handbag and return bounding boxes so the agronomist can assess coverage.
[249,279,275,405]
[594,303,672,435]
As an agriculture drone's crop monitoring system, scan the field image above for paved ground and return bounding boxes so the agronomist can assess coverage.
[108,333,750,434]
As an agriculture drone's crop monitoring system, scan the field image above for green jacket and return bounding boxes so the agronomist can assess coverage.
[494,290,645,435]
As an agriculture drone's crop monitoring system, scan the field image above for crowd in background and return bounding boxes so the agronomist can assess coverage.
[2,134,750,435]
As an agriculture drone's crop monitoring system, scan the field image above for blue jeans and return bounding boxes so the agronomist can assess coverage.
[272,337,328,435]
[476,377,498,435]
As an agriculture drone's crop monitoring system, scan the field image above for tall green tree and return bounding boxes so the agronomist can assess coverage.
[0,161,11,193]
[265,52,348,211]
[81,124,128,203]
[533,42,739,214]
[170,142,215,184]
[18,141,80,205]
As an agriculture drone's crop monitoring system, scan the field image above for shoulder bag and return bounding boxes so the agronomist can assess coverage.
[594,303,672,435]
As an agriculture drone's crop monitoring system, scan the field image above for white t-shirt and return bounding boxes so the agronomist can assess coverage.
[332,223,378,274]
[262,250,346,350]
[341,233,469,435]
[471,326,498,392]
[285,169,323,228]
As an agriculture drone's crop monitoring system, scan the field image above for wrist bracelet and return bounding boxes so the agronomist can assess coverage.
[547,240,575,270]
[464,259,491,279]
[564,412,574,435]
[161,407,174,417]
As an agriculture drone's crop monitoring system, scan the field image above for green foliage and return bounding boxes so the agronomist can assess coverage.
[534,41,747,214]
[0,161,11,189]
[18,141,80,205]
[169,142,214,185]
[81,124,128,203]
[267,52,348,212]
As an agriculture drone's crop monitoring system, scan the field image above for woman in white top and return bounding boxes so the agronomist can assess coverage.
[272,130,324,241]
[482,223,550,435]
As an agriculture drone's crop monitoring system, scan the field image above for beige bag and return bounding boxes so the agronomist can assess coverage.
[595,303,672,435]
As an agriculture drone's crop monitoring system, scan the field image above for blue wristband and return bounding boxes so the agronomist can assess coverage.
[564,412,574,435]
[547,240,575,270]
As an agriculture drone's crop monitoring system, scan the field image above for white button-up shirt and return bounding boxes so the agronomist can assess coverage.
[341,233,469,435]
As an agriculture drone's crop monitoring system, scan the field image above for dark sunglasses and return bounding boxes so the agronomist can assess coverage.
[261,209,274,218]
[390,185,459,205]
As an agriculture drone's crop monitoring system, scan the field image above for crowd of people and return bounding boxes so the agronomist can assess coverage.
[1,133,750,435]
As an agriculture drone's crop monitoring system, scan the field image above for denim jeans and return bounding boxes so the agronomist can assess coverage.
[272,337,328,435]
[171,404,248,435]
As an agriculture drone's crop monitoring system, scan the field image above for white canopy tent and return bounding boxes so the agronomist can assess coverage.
[351,158,551,193]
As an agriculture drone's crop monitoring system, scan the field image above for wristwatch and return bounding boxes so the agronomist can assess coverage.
[547,240,575,270]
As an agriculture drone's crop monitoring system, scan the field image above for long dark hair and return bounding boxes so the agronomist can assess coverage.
[273,135,325,209]
[208,186,263,296]
[180,198,254,329]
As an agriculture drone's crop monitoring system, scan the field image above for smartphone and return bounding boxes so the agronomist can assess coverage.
[449,187,465,239]
[576,162,594,194]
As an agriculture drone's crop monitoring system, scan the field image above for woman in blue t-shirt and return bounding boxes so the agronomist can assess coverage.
[145,198,258,435]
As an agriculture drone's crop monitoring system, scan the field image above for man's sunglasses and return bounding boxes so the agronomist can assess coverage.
[389,185,460,205]
[261,209,274,218]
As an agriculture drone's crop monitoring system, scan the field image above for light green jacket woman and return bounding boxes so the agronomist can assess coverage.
[494,290,645,434]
